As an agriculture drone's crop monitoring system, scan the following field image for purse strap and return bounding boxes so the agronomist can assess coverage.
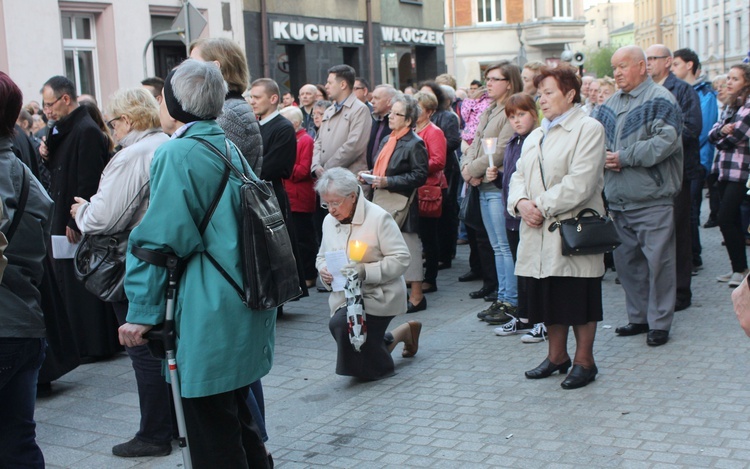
[5,165,30,244]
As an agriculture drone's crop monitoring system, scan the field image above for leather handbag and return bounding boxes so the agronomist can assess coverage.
[417,185,443,218]
[372,188,415,228]
[548,208,621,256]
[74,231,130,302]
[458,185,483,230]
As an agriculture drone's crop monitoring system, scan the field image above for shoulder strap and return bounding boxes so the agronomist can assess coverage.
[6,165,30,243]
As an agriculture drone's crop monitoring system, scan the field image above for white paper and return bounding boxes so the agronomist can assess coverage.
[325,250,349,292]
[51,235,80,259]
[360,173,376,184]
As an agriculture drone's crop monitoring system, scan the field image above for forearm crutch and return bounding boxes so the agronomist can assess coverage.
[132,246,192,469]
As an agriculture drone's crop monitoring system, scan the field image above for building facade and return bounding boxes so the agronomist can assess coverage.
[0,0,243,109]
[444,0,586,87]
[634,0,678,49]
[243,0,446,96]
[582,0,635,50]
[677,0,749,78]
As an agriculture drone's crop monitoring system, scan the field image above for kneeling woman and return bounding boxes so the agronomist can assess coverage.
[316,168,422,380]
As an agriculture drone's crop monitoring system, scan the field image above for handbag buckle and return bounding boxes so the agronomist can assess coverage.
[577,224,582,232]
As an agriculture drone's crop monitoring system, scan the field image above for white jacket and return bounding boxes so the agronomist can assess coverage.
[316,188,410,317]
[76,128,168,235]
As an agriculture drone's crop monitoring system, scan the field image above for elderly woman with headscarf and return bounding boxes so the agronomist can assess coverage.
[118,60,275,468]
[316,168,422,380]
[70,88,173,458]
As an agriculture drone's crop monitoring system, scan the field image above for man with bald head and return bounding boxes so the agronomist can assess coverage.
[366,84,398,169]
[595,45,684,347]
[299,83,318,136]
[646,44,703,312]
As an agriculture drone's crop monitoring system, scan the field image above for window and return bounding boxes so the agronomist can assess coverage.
[739,17,743,53]
[553,0,572,18]
[714,21,720,49]
[686,30,691,50]
[477,0,503,23]
[61,13,98,99]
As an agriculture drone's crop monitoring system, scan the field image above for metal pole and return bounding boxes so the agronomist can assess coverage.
[143,29,185,79]
[366,0,375,89]
[183,0,192,57]
[260,0,270,77]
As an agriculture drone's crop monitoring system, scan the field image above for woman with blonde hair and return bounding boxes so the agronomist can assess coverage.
[70,87,173,457]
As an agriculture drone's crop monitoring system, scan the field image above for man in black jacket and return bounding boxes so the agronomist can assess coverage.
[367,84,398,169]
[646,44,703,311]
[39,76,120,359]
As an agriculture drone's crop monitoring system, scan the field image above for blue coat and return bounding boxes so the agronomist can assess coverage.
[693,79,718,172]
[125,120,276,398]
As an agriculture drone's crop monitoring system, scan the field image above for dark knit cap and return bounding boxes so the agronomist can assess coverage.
[163,67,210,124]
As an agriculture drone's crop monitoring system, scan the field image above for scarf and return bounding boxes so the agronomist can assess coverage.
[372,126,410,177]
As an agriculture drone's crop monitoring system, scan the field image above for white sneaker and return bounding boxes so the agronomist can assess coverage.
[494,318,532,336]
[521,323,547,343]
[728,271,749,288]
[717,270,734,282]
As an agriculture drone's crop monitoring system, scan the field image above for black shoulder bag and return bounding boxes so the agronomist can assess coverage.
[537,136,621,256]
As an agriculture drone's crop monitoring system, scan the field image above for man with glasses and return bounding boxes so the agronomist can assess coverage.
[38,75,115,361]
[645,44,703,312]
[354,77,373,113]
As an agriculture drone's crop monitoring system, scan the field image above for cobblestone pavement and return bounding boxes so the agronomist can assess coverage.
[37,203,750,468]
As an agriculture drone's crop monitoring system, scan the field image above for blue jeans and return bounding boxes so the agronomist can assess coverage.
[0,338,46,468]
[479,190,517,305]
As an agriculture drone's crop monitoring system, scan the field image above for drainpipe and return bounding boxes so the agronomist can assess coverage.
[261,0,270,77]
[367,0,375,87]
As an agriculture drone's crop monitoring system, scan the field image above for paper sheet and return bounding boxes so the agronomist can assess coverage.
[51,235,80,259]
[325,250,349,292]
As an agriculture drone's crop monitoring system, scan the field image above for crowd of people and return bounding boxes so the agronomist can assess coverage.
[2,36,750,467]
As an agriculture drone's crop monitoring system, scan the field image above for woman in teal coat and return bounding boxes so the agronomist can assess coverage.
[119,60,274,468]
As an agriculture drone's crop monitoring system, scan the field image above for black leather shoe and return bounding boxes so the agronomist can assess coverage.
[484,293,498,302]
[615,323,649,336]
[458,271,481,282]
[422,283,438,294]
[438,261,451,270]
[675,300,691,312]
[112,437,171,458]
[407,297,427,314]
[647,329,669,346]
[704,218,718,228]
[561,364,598,389]
[525,358,572,379]
[469,286,495,299]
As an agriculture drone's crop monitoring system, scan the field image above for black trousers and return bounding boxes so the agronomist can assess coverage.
[419,215,441,284]
[718,180,749,272]
[674,179,693,305]
[291,211,319,280]
[466,222,497,290]
[182,386,270,469]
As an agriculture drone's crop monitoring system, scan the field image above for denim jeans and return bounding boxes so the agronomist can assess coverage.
[478,189,517,305]
[0,337,46,468]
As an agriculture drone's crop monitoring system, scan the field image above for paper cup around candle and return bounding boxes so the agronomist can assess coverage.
[482,137,498,168]
[348,240,368,262]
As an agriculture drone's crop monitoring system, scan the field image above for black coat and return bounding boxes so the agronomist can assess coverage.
[376,130,429,233]
[663,73,703,181]
[367,115,390,170]
[43,105,108,235]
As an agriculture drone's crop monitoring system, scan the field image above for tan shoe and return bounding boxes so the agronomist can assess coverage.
[402,320,422,358]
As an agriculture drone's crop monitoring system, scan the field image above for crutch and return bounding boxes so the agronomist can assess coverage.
[131,246,192,469]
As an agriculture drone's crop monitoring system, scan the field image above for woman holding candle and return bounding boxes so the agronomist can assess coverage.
[360,93,430,313]
[316,168,423,380]
[460,61,523,324]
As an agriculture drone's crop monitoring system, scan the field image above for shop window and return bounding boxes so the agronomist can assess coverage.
[477,0,503,23]
[61,13,98,99]
[554,0,572,19]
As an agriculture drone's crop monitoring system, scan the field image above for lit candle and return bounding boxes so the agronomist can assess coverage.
[348,240,368,262]
[482,137,498,168]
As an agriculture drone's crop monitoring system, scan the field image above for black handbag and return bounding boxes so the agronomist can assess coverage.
[548,208,621,256]
[192,137,302,310]
[458,184,483,230]
[74,231,130,302]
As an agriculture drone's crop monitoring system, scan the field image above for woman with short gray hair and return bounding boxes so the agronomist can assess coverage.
[359,93,429,313]
[316,167,423,380]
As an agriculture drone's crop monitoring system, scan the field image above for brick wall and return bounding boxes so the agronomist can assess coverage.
[506,0,524,24]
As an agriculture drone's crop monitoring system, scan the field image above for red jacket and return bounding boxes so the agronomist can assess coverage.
[417,122,447,189]
[283,129,316,213]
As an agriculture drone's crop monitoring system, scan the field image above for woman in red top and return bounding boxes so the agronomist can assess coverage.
[280,106,317,287]
[414,91,447,294]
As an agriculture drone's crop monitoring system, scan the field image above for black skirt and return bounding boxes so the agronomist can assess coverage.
[522,276,603,326]
[329,307,395,380]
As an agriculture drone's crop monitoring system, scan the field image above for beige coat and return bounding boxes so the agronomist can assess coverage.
[311,93,373,176]
[507,107,606,279]
[316,189,410,317]
[460,101,516,182]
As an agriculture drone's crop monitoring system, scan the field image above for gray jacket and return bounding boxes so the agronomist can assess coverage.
[595,77,683,211]
[0,137,54,338]
[218,96,263,176]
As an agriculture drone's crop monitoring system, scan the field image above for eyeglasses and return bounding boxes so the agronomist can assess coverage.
[321,194,353,210]
[353,86,365,90]
[646,56,669,61]
[106,116,121,130]
[486,77,509,83]
[43,96,63,109]
[391,112,407,118]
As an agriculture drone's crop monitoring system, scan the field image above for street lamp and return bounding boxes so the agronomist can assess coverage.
[516,23,527,67]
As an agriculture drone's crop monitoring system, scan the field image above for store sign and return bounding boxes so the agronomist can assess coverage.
[272,21,365,45]
[381,26,444,45]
